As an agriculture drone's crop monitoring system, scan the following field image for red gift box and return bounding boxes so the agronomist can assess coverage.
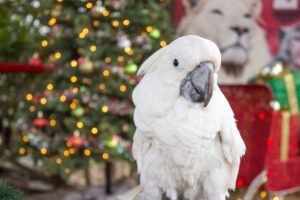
[266,112,300,192]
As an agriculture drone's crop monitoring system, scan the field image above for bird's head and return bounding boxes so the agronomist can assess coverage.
[136,35,221,110]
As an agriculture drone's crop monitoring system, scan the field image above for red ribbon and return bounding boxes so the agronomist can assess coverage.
[0,62,54,73]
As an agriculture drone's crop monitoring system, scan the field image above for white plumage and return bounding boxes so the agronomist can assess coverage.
[130,35,246,200]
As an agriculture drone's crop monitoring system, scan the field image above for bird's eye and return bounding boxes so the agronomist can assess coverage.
[212,9,223,15]
[173,59,179,67]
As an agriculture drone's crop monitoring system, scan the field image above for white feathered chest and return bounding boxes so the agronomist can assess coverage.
[133,93,231,194]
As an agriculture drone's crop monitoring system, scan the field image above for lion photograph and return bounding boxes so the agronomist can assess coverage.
[177,0,271,83]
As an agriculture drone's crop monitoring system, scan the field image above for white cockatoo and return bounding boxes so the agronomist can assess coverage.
[129,35,246,200]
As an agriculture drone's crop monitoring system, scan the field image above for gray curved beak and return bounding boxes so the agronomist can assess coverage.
[190,62,214,107]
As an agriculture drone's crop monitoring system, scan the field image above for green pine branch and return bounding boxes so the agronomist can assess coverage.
[0,182,23,200]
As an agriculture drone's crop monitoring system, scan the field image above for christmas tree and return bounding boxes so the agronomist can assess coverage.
[15,0,173,178]
[0,0,48,154]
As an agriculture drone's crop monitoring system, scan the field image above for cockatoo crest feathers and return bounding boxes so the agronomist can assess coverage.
[137,45,169,76]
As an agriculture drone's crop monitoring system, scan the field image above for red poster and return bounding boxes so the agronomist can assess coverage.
[173,0,300,55]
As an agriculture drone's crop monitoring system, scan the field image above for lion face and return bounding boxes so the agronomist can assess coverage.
[178,0,261,76]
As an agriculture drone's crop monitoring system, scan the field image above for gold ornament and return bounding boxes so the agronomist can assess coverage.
[79,58,94,73]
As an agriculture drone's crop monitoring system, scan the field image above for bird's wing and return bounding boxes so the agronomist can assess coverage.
[132,107,156,173]
[219,119,246,189]
[132,128,152,173]
[216,88,246,189]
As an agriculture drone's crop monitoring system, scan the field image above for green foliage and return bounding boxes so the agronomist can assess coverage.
[0,182,23,200]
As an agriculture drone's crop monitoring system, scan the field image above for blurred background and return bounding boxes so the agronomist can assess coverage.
[1,0,300,199]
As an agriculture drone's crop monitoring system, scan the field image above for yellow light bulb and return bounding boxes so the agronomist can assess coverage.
[60,95,67,102]
[93,20,100,27]
[124,47,131,54]
[123,19,130,26]
[102,10,110,17]
[128,49,134,55]
[40,97,47,105]
[91,127,98,134]
[79,32,86,39]
[29,106,36,112]
[146,26,153,32]
[82,27,89,34]
[103,70,110,77]
[102,153,109,160]
[48,18,57,26]
[69,148,75,154]
[40,147,47,155]
[112,20,119,27]
[63,150,70,157]
[84,149,91,156]
[54,51,61,59]
[66,141,72,148]
[70,102,77,109]
[19,147,26,155]
[99,83,105,91]
[50,119,57,127]
[70,76,78,83]
[102,105,109,113]
[70,60,78,67]
[26,93,33,101]
[105,57,112,63]
[56,158,62,164]
[160,40,167,47]
[77,121,84,129]
[72,87,79,94]
[57,0,63,2]
[120,85,127,92]
[22,136,29,142]
[41,40,48,47]
[90,45,97,52]
[86,2,93,9]
[47,83,54,91]
[117,56,124,63]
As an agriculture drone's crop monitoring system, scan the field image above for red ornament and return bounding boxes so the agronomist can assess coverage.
[67,135,84,149]
[33,118,48,128]
[29,53,42,66]
[119,66,125,73]
[32,96,40,103]
[29,58,42,66]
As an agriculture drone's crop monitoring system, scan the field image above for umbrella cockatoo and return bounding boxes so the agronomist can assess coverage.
[130,35,246,200]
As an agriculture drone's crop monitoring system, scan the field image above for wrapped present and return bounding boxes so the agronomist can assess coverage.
[268,111,300,160]
[266,111,300,192]
[255,62,300,114]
